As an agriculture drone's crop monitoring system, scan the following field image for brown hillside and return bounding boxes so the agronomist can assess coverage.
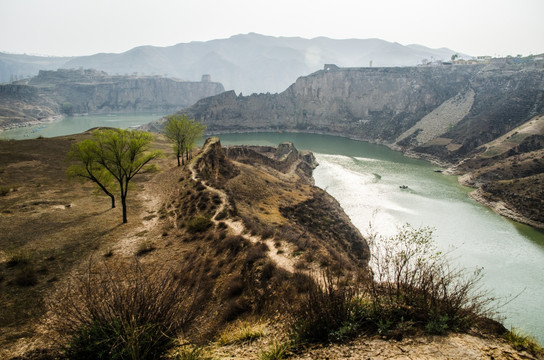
[0,134,538,359]
[456,115,544,228]
[0,134,369,357]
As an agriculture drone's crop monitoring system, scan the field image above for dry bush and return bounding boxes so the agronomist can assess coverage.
[288,270,360,343]
[135,240,155,256]
[0,185,10,196]
[49,259,202,359]
[287,225,499,344]
[15,263,39,287]
[214,235,248,256]
[186,216,213,233]
[223,276,245,299]
[365,224,495,335]
[244,242,269,266]
[222,298,251,322]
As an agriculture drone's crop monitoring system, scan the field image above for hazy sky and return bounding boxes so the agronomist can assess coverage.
[1,0,543,57]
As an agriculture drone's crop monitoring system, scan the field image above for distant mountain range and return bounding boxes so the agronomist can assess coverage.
[1,33,466,94]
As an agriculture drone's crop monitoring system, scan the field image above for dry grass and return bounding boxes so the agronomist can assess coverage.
[2,134,508,359]
[504,328,544,357]
[49,259,202,359]
[0,133,174,356]
[217,320,266,346]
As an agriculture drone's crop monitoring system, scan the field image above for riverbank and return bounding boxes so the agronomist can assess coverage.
[203,128,543,231]
[459,174,544,230]
[0,114,63,133]
[208,128,544,232]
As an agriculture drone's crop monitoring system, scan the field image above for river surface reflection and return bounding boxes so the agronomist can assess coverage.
[216,132,544,343]
[3,118,542,343]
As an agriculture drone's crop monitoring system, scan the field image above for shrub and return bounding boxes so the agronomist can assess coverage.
[222,298,250,322]
[364,224,494,335]
[214,209,227,221]
[0,186,10,196]
[50,260,201,359]
[15,264,38,287]
[186,216,212,233]
[244,243,268,265]
[216,235,247,255]
[287,224,497,344]
[289,270,361,344]
[223,276,244,298]
[6,250,30,267]
[135,240,155,256]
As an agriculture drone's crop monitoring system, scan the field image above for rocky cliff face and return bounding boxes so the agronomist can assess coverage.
[184,66,478,140]
[454,115,544,228]
[182,63,544,163]
[0,69,225,129]
[31,69,225,114]
[413,65,544,161]
[0,84,59,129]
[224,142,318,184]
[173,62,544,228]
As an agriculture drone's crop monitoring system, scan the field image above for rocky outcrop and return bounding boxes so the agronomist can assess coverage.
[0,84,60,129]
[33,69,225,114]
[224,142,318,184]
[414,65,544,161]
[454,115,544,228]
[0,69,225,130]
[191,136,369,269]
[183,66,480,142]
[164,62,544,228]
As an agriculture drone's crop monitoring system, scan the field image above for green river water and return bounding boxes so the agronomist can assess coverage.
[216,132,544,344]
[2,115,543,343]
[0,113,166,140]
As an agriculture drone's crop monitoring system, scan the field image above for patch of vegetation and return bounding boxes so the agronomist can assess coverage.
[287,225,496,345]
[217,320,265,345]
[0,186,10,196]
[50,260,201,360]
[15,264,38,287]
[260,340,292,360]
[363,224,493,337]
[288,270,362,344]
[6,250,31,268]
[186,216,213,233]
[170,345,214,360]
[505,328,543,357]
[135,240,155,256]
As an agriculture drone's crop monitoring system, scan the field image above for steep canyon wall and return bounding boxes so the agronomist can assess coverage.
[182,64,544,162]
[0,69,225,129]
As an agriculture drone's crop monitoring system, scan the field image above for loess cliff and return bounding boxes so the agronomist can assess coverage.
[0,134,369,358]
[161,61,544,228]
[1,134,540,359]
[0,68,224,130]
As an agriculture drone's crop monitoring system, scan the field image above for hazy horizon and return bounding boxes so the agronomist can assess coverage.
[1,0,543,58]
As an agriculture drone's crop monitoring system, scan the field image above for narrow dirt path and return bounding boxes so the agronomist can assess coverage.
[110,164,173,256]
[189,141,295,273]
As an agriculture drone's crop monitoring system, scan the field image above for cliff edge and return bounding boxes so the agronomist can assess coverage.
[0,69,225,130]
[157,62,544,228]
